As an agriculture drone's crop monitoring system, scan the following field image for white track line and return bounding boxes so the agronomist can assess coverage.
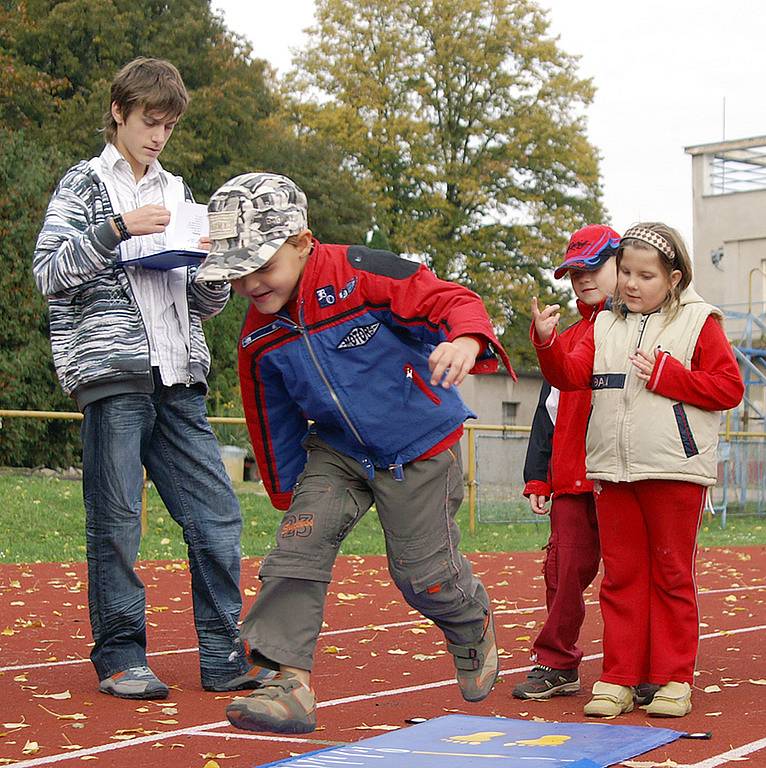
[190,731,347,746]
[685,736,766,767]
[2,584,762,674]
[7,623,766,768]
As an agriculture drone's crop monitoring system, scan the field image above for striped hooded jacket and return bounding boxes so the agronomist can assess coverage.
[33,158,230,410]
[238,241,516,510]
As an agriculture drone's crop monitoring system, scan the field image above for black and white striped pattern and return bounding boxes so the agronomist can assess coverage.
[33,150,230,408]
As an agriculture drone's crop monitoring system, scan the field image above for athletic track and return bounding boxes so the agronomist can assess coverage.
[1,548,765,767]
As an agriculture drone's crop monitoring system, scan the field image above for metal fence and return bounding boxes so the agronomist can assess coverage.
[464,421,766,531]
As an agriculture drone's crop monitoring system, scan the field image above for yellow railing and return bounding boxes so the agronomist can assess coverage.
[0,409,249,532]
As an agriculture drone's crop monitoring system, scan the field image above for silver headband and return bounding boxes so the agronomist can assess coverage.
[621,226,675,261]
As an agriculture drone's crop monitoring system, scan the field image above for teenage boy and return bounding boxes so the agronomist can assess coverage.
[194,172,516,734]
[33,58,262,699]
[513,225,621,700]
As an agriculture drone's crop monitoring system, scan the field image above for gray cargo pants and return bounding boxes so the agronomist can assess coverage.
[240,436,489,671]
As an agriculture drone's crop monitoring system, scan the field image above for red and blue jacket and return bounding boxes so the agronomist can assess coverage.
[238,241,515,509]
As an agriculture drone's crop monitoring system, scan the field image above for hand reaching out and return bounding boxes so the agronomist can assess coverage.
[629,347,659,381]
[428,336,481,389]
[531,297,561,343]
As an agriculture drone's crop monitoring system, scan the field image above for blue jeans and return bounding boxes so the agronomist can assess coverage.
[81,375,247,686]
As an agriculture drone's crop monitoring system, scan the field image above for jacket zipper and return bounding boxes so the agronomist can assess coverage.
[277,304,367,449]
[404,364,441,405]
[616,314,649,477]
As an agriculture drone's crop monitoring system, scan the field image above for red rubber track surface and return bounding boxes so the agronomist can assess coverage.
[1,548,765,767]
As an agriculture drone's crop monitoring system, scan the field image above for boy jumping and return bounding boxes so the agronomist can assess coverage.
[195,172,516,733]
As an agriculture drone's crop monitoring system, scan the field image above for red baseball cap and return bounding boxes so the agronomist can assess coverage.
[553,224,621,279]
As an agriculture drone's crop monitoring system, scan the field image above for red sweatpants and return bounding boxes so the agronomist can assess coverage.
[595,479,706,686]
[532,493,600,670]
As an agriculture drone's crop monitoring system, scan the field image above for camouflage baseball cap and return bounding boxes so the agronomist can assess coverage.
[195,172,308,282]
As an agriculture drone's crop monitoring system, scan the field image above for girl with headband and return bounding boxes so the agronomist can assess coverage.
[530,222,743,718]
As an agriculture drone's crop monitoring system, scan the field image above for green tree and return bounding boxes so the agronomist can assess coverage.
[0,129,82,468]
[0,0,371,467]
[289,0,606,364]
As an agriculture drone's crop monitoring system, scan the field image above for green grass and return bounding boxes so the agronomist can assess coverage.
[1,472,765,563]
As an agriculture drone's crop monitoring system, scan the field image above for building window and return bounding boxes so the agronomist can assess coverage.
[502,401,519,426]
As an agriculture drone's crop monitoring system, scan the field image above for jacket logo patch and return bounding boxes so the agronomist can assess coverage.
[591,373,626,390]
[339,277,357,300]
[316,285,336,307]
[337,322,381,349]
[242,322,280,348]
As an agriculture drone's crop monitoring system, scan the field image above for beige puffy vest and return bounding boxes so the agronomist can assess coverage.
[587,287,722,486]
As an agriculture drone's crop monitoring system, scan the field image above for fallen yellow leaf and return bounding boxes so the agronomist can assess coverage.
[22,740,41,755]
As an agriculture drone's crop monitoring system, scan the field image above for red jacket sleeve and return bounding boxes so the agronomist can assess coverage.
[362,262,516,379]
[530,322,595,391]
[647,315,744,410]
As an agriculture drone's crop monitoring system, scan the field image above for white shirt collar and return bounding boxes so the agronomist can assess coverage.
[101,142,164,182]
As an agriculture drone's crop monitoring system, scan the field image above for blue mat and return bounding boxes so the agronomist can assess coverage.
[260,714,682,767]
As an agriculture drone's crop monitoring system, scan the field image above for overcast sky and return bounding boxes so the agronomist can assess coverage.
[213,0,766,249]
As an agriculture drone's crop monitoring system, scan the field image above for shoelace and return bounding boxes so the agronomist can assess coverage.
[130,666,156,678]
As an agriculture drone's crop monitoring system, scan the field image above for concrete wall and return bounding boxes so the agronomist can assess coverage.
[686,140,766,337]
[456,370,542,487]
[458,370,542,428]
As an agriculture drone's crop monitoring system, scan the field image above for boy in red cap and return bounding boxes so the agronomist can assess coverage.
[513,224,624,701]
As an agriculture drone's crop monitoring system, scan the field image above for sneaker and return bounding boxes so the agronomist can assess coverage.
[203,664,278,692]
[226,673,317,734]
[512,665,580,700]
[645,681,692,717]
[583,681,634,717]
[446,612,500,703]
[99,666,169,700]
[634,682,661,707]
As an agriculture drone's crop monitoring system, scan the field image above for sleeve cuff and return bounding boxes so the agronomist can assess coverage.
[647,350,671,392]
[523,480,551,498]
[93,219,121,253]
[529,321,557,349]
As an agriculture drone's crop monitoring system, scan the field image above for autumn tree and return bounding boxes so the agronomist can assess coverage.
[289,0,606,362]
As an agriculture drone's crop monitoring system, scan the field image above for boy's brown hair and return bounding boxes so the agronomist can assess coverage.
[103,57,189,143]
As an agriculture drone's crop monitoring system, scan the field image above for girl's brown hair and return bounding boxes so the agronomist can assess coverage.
[103,57,188,143]
[613,221,693,320]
